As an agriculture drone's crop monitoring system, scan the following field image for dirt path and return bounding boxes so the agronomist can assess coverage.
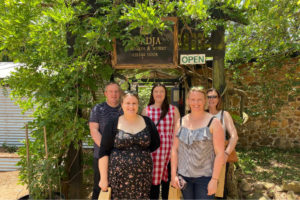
[0,171,28,200]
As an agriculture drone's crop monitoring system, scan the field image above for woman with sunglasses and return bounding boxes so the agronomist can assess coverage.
[207,88,239,198]
[98,91,160,199]
[142,83,180,200]
[171,86,224,199]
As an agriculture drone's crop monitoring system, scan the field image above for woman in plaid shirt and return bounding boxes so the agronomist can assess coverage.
[142,83,180,200]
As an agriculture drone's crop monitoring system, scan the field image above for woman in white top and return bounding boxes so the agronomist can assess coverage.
[207,88,238,162]
[207,88,239,198]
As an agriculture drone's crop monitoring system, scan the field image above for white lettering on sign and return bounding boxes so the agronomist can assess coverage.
[180,54,206,65]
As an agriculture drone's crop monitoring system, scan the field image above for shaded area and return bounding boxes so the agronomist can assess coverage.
[237,147,300,183]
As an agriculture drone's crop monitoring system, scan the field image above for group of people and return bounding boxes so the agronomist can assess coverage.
[89,82,238,200]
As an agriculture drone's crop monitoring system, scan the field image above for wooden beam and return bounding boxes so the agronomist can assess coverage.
[211,25,226,94]
[179,50,224,57]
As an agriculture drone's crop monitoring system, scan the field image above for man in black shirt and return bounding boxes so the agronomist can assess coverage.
[89,82,123,200]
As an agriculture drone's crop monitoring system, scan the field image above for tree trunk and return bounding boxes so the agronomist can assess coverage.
[61,23,83,199]
[63,142,83,199]
[211,25,241,199]
[226,163,239,199]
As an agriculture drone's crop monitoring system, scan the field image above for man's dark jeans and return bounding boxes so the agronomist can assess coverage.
[91,157,100,200]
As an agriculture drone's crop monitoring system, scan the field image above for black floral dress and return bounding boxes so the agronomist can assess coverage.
[109,128,153,199]
[99,116,160,200]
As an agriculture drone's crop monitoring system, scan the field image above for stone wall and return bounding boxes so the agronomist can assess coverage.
[235,93,300,149]
[226,57,300,149]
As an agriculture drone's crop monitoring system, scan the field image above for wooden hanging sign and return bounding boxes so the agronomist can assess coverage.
[112,17,178,69]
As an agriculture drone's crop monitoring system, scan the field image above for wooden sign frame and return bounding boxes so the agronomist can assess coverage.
[112,17,178,69]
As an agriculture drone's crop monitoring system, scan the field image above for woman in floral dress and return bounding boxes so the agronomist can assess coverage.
[98,91,160,199]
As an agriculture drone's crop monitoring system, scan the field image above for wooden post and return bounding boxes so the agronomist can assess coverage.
[43,126,52,199]
[25,124,30,167]
[43,127,48,159]
[211,24,227,198]
[211,25,226,95]
[25,124,31,196]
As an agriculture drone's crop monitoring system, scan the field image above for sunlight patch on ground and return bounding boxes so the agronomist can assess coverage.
[0,171,28,200]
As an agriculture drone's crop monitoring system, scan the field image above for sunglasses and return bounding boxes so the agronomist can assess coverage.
[207,95,218,99]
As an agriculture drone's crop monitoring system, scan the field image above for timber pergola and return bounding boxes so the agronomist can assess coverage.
[112,5,249,112]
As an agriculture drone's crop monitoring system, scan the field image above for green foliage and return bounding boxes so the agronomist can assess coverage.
[1,143,18,153]
[120,1,171,35]
[231,113,244,125]
[226,0,299,65]
[18,143,65,199]
[0,0,115,198]
[137,82,153,112]
[226,0,299,119]
[0,0,298,198]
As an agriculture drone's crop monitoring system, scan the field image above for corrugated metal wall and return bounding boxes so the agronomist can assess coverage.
[0,85,104,171]
[0,157,20,171]
[0,87,33,147]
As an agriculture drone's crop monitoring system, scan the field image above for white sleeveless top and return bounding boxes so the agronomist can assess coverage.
[213,110,226,136]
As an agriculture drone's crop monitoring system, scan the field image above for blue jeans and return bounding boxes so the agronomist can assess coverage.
[180,175,214,200]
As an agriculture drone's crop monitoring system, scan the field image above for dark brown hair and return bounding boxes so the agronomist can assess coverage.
[148,83,169,120]
[206,88,222,110]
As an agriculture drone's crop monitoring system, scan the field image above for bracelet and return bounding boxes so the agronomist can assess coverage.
[225,151,229,156]
[212,177,218,181]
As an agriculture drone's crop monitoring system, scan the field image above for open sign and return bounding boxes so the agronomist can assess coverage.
[180,54,206,65]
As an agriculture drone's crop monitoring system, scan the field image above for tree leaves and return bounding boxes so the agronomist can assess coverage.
[0,0,298,198]
[225,0,299,121]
